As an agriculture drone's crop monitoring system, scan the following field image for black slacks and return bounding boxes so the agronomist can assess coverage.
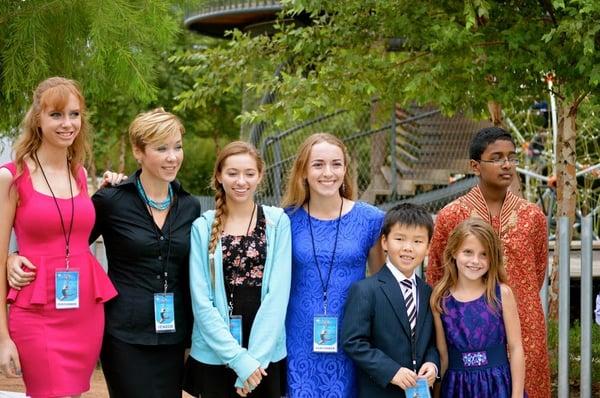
[100,333,186,398]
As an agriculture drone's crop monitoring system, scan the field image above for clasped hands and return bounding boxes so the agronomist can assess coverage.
[236,367,267,397]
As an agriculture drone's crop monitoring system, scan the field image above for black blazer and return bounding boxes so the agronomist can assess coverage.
[342,265,439,398]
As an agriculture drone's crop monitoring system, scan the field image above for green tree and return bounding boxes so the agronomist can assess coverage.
[0,0,179,131]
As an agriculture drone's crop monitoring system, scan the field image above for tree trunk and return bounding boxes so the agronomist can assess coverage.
[487,100,503,126]
[548,102,578,320]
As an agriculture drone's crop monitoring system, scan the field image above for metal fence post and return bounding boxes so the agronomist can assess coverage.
[580,215,593,398]
[390,106,397,200]
[558,216,570,398]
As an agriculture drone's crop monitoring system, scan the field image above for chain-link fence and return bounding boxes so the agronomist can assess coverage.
[256,104,493,212]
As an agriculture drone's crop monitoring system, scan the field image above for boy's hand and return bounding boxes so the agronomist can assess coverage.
[391,367,417,390]
[417,362,437,386]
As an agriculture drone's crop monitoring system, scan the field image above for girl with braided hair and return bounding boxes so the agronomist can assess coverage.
[184,141,291,398]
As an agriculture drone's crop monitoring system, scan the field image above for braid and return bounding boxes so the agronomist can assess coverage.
[208,185,227,286]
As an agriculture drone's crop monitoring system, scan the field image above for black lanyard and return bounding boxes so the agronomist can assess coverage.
[136,175,174,294]
[227,203,257,314]
[307,198,343,315]
[34,154,74,269]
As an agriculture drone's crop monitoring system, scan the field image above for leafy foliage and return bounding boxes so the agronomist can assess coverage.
[0,0,181,131]
[176,1,600,125]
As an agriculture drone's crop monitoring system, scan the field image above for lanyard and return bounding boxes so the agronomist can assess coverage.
[307,198,343,315]
[34,154,74,270]
[136,175,174,294]
[227,203,257,315]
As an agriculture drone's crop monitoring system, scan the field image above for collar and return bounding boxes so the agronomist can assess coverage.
[385,258,416,286]
[463,185,520,233]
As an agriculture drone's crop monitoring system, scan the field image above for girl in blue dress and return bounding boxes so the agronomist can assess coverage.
[281,133,385,398]
[430,218,526,397]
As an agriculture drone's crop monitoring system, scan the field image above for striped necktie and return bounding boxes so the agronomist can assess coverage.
[401,279,416,338]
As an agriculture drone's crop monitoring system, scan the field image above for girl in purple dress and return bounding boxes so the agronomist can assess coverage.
[430,219,525,398]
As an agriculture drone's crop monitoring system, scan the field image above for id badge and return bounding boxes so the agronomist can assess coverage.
[405,378,431,398]
[229,315,243,346]
[313,315,338,353]
[154,293,176,333]
[55,269,79,309]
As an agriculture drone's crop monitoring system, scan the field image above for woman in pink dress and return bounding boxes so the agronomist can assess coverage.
[0,77,117,398]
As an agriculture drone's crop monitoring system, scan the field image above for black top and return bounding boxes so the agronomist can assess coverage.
[222,205,267,348]
[91,170,201,345]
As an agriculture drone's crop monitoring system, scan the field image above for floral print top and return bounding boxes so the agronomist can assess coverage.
[221,205,267,348]
[222,205,267,289]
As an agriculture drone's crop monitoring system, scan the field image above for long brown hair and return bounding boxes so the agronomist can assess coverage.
[430,218,507,314]
[281,133,356,209]
[207,141,264,283]
[13,77,91,179]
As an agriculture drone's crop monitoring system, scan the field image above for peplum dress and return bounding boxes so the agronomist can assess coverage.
[3,162,117,398]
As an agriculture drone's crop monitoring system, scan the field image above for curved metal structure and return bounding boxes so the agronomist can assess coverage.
[184,1,283,37]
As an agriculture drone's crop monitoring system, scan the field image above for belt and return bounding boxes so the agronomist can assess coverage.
[448,343,508,370]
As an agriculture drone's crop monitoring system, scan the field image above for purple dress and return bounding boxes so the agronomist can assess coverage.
[441,285,523,398]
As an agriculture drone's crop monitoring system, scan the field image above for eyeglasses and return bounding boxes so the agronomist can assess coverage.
[478,157,519,166]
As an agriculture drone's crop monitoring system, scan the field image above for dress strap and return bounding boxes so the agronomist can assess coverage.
[1,161,34,197]
[0,161,17,176]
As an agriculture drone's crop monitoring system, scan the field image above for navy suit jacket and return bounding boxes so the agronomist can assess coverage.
[342,265,439,398]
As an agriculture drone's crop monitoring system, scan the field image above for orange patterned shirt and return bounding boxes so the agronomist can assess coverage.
[427,185,550,398]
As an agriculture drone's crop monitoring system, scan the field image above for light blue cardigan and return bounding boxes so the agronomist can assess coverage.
[189,205,291,388]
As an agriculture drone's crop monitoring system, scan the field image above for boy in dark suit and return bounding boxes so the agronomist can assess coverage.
[342,203,439,397]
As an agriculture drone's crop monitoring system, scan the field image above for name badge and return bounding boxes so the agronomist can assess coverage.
[55,269,79,309]
[229,315,243,346]
[313,315,338,353]
[154,293,176,333]
[405,378,431,398]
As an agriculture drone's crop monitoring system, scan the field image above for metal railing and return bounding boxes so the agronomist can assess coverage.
[556,215,596,397]
[185,0,281,18]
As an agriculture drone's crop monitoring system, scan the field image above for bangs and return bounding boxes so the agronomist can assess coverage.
[40,85,83,111]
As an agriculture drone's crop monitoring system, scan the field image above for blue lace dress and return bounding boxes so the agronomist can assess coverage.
[285,202,384,398]
[441,285,525,398]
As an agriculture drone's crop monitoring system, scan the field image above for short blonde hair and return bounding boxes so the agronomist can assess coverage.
[14,76,91,178]
[281,133,356,209]
[129,108,184,151]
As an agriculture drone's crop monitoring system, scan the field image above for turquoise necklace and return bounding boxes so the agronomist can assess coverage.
[136,176,173,211]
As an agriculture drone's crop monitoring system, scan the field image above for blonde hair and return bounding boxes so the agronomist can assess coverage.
[208,141,265,283]
[129,108,184,151]
[14,77,91,178]
[430,218,507,314]
[281,133,356,209]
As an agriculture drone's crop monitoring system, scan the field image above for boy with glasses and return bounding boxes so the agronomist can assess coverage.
[426,127,550,398]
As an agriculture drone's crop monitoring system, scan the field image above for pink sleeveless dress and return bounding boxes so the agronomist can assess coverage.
[2,162,117,398]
